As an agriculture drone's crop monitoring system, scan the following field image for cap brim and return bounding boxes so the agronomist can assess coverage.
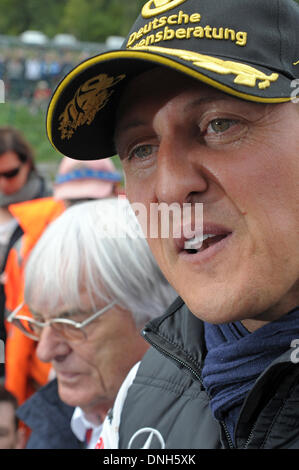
[47,47,293,160]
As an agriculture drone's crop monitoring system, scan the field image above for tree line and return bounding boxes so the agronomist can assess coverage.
[0,0,298,44]
[0,0,145,43]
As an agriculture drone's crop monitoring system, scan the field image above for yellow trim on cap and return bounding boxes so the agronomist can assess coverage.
[47,50,291,149]
[131,45,279,90]
[142,0,187,18]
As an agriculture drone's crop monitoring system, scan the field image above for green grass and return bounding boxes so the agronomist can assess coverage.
[0,101,122,171]
[0,101,60,162]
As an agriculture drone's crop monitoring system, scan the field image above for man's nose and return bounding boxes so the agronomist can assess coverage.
[36,326,70,363]
[154,137,209,205]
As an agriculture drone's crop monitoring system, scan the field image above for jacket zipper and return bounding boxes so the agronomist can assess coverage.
[142,328,235,449]
[142,328,204,384]
[222,422,235,449]
[243,429,254,449]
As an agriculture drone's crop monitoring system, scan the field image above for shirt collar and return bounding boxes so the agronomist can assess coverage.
[70,407,102,444]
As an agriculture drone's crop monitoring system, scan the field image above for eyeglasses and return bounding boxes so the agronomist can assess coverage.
[0,166,21,179]
[7,300,117,341]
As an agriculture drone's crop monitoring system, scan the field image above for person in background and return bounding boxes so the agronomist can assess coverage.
[0,385,26,449]
[4,156,122,408]
[4,198,64,406]
[53,156,122,205]
[0,126,51,269]
[30,80,52,115]
[8,198,177,448]
[0,126,51,380]
[23,54,42,101]
[5,51,25,101]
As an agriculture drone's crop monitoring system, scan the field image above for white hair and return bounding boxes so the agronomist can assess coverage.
[24,198,177,326]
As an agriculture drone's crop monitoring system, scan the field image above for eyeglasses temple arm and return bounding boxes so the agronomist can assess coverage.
[7,301,25,322]
[79,300,117,328]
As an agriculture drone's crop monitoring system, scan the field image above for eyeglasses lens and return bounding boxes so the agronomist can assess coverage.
[50,322,86,340]
[13,318,41,340]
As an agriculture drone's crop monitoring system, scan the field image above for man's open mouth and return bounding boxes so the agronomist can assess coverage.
[183,232,231,254]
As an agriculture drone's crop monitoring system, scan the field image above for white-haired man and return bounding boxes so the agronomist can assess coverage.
[8,199,176,448]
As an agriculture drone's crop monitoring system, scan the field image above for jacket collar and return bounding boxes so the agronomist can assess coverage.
[143,296,207,378]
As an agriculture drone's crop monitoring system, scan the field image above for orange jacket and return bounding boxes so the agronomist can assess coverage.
[4,197,65,405]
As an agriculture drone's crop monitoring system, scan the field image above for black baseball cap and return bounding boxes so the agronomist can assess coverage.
[47,0,299,160]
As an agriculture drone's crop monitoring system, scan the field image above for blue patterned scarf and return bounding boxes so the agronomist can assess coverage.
[202,307,299,443]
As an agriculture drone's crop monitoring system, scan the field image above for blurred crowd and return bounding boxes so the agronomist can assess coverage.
[0,48,90,109]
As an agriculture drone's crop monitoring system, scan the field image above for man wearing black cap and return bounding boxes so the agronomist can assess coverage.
[46,0,299,449]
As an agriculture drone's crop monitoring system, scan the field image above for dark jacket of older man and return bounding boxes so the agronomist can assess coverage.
[17,379,82,449]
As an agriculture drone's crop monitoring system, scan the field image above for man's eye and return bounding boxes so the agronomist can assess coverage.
[129,144,153,160]
[208,118,237,134]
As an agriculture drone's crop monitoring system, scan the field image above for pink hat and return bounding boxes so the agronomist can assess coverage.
[53,157,122,200]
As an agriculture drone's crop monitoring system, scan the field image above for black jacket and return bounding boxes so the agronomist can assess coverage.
[17,379,82,449]
[118,297,299,449]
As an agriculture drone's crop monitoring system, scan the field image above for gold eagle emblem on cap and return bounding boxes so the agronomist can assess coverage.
[58,73,126,140]
[131,45,279,90]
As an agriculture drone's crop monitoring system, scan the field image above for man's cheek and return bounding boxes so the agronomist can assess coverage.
[147,237,172,278]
